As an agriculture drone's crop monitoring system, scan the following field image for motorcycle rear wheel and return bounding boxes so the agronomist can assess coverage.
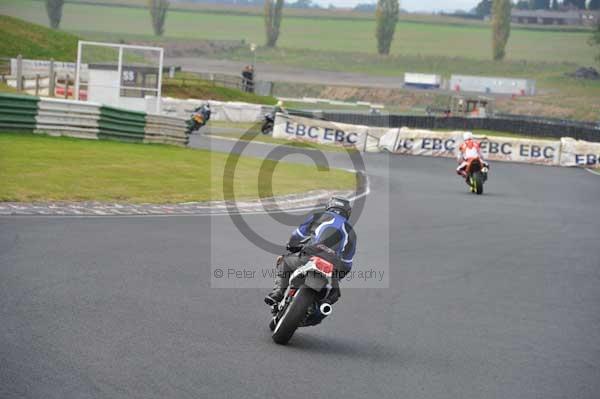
[272,287,316,345]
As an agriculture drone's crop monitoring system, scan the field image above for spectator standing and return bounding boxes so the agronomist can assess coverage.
[242,65,254,93]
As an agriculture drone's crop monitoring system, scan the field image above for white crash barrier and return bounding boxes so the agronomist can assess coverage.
[379,128,460,158]
[212,101,266,123]
[145,96,270,122]
[29,97,188,145]
[481,136,561,166]
[378,128,563,166]
[35,98,101,139]
[144,114,188,146]
[273,113,369,150]
[559,138,600,169]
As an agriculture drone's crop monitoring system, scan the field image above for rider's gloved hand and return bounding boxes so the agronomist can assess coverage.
[286,243,302,253]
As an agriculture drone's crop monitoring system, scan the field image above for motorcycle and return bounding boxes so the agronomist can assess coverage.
[465,157,489,195]
[186,105,211,134]
[261,112,274,135]
[269,254,335,345]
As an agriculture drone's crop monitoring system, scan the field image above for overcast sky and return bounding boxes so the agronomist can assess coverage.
[314,0,479,12]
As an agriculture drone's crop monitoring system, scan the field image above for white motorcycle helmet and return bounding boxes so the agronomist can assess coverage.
[463,131,474,141]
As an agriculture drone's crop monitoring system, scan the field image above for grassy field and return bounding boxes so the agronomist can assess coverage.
[1,0,598,120]
[0,132,355,203]
[163,75,276,105]
[44,0,600,30]
[0,16,278,102]
[0,0,594,64]
[0,14,79,61]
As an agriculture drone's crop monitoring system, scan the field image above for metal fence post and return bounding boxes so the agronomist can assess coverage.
[16,55,23,91]
[65,74,69,99]
[49,59,55,97]
[35,74,40,96]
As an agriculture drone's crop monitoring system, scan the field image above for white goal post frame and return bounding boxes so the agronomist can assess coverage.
[75,40,164,114]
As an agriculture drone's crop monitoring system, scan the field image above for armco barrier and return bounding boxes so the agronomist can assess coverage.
[144,114,188,146]
[0,93,189,146]
[0,93,39,132]
[312,112,600,143]
[35,98,100,139]
[98,106,147,143]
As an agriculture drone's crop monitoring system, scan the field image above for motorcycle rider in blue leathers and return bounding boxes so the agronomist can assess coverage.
[265,197,357,306]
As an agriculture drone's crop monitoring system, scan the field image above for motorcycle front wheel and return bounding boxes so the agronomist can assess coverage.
[473,171,484,195]
[272,287,316,345]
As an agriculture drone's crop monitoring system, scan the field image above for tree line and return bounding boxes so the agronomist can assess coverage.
[477,0,599,15]
[43,0,600,63]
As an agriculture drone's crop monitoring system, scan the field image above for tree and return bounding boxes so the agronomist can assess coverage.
[474,0,492,17]
[529,0,550,9]
[354,3,377,11]
[564,0,586,8]
[515,0,530,9]
[590,22,600,63]
[551,0,559,10]
[375,0,399,55]
[264,0,284,47]
[491,0,511,61]
[148,0,169,36]
[589,0,600,10]
[45,0,64,29]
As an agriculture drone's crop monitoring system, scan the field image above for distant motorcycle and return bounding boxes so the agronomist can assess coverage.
[269,249,335,345]
[465,157,488,195]
[261,112,274,134]
[186,104,211,134]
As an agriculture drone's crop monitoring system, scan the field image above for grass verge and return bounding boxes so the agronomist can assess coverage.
[0,14,79,61]
[163,76,276,105]
[0,132,355,203]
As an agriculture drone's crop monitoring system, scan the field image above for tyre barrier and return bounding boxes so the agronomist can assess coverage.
[0,93,189,146]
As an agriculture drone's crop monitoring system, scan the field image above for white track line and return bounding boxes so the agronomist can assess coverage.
[585,168,600,176]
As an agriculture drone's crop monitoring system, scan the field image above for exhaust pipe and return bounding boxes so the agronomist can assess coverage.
[319,303,333,316]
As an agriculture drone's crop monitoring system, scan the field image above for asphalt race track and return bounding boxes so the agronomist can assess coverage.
[1,136,599,399]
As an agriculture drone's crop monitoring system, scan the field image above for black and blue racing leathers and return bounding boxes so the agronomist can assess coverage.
[275,211,357,303]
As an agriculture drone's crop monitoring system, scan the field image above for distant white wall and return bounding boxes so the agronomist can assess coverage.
[450,75,536,96]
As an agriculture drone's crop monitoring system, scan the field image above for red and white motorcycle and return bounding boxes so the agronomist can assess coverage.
[269,256,335,345]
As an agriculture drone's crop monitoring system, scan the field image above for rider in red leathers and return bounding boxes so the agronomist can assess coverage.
[456,132,488,182]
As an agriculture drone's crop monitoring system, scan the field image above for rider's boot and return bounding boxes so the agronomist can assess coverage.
[264,257,287,306]
[265,279,285,306]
